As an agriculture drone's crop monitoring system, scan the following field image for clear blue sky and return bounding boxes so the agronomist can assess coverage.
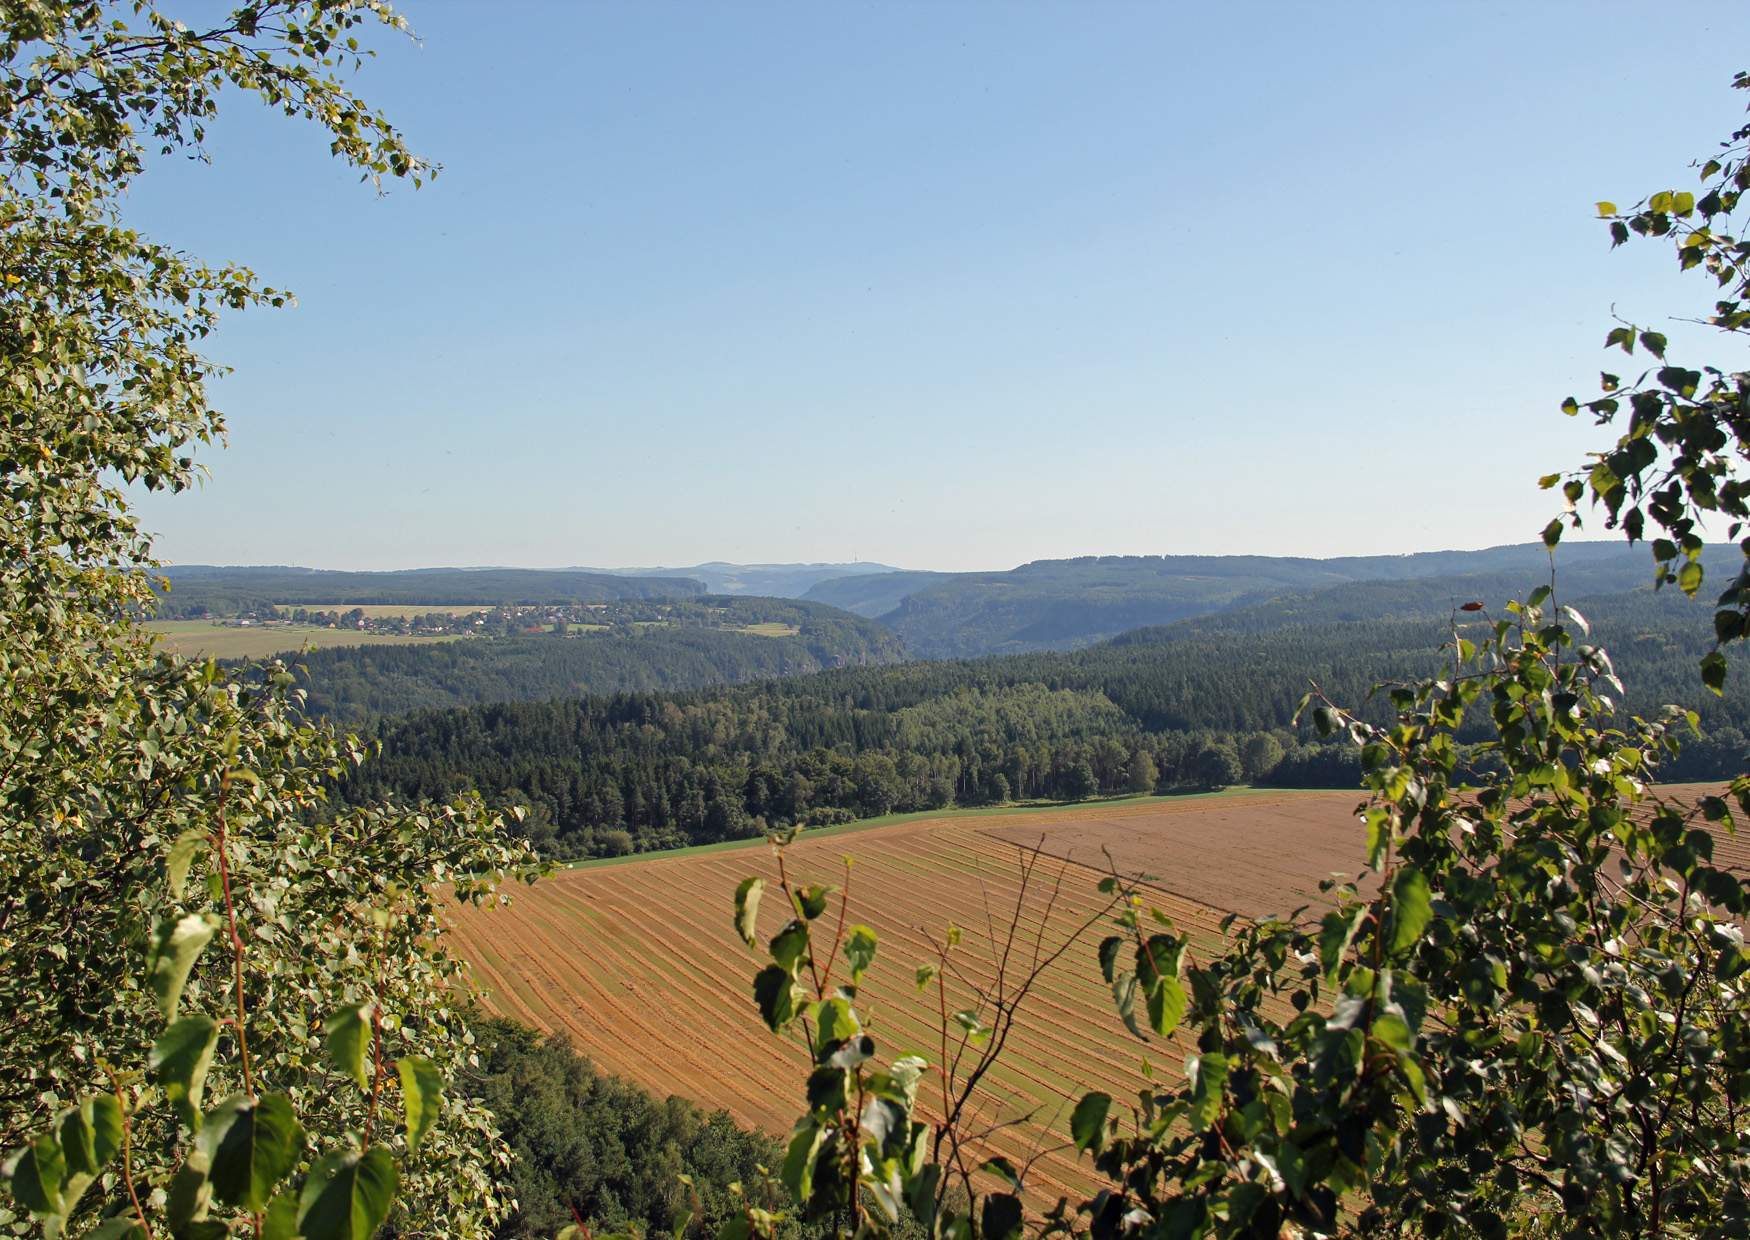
[127,1,1746,572]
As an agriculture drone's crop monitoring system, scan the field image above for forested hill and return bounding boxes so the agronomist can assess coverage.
[344,579,1749,860]
[295,596,907,722]
[152,565,702,617]
[802,542,1732,657]
[799,569,953,616]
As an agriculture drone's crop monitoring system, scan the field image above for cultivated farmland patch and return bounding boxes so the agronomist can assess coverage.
[144,620,462,659]
[443,783,1741,1209]
[444,793,1359,1204]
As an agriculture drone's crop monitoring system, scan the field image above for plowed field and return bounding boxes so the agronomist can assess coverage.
[443,784,1743,1205]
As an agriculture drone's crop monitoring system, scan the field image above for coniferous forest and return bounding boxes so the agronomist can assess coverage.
[339,578,1748,858]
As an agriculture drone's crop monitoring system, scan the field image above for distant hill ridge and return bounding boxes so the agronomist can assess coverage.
[576,561,902,598]
[804,542,1730,657]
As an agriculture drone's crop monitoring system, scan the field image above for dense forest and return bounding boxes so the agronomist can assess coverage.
[295,598,907,722]
[342,579,1748,859]
[463,1022,786,1239]
[151,564,702,617]
[800,542,1738,656]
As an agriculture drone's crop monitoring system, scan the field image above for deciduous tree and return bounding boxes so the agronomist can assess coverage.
[0,5,536,1238]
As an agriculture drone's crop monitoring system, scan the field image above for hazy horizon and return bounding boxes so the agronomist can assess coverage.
[157,533,1639,577]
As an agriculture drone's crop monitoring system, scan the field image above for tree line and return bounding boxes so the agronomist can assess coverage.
[340,584,1749,859]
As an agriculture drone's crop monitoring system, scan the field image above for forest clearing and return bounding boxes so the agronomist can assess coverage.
[143,619,463,658]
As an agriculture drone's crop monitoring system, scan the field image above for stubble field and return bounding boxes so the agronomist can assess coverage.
[145,620,463,658]
[443,784,1746,1206]
[444,791,1361,1202]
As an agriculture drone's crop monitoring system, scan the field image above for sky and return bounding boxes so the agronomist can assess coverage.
[124,1,1748,573]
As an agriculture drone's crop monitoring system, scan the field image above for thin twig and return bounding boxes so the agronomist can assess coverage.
[103,1066,155,1240]
[211,778,256,1100]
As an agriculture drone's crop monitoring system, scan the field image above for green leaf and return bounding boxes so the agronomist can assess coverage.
[813,997,861,1051]
[1135,933,1187,1034]
[1372,1012,1415,1054]
[147,913,219,1020]
[952,1009,990,1045]
[1267,1139,1309,1199]
[5,1130,66,1216]
[1111,970,1142,1039]
[1187,1052,1230,1132]
[150,1016,221,1129]
[262,1194,301,1240]
[296,1147,398,1240]
[167,1147,214,1236]
[1098,935,1123,982]
[198,1094,305,1213]
[57,1096,121,1177]
[1070,1092,1110,1153]
[793,885,831,920]
[979,1156,1020,1190]
[805,1065,847,1113]
[844,924,877,983]
[1363,808,1392,869]
[167,830,206,900]
[752,965,801,1032]
[981,1193,1024,1240]
[1702,649,1729,696]
[395,1057,444,1152]
[1679,559,1705,595]
[325,1004,375,1091]
[768,921,810,978]
[780,1120,825,1204]
[914,963,936,991]
[50,1094,123,1224]
[1595,200,1617,217]
[86,1221,149,1240]
[732,877,763,948]
[1144,972,1187,1038]
[1319,907,1364,983]
[1386,867,1434,955]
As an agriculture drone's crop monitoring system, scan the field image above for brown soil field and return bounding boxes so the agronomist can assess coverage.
[984,791,1369,918]
[443,783,1742,1208]
[985,782,1749,914]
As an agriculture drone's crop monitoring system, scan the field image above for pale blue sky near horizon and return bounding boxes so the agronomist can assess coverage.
[126,1,1746,573]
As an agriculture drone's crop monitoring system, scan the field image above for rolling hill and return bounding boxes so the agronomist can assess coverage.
[580,561,903,598]
[344,562,1746,860]
[799,569,952,616]
[290,596,909,722]
[808,542,1739,657]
